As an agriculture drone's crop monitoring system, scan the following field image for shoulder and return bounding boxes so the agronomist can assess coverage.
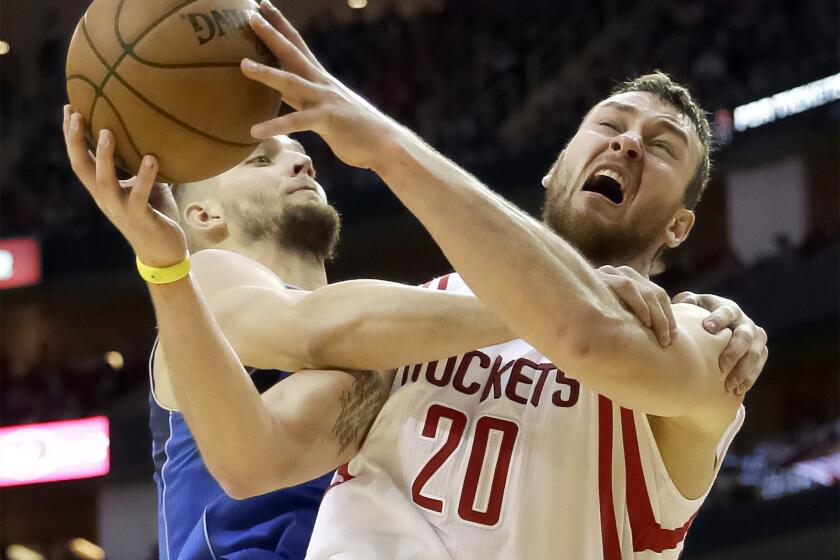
[191,249,285,298]
[672,302,743,431]
[672,303,730,359]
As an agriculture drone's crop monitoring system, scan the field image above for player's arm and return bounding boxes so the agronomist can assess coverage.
[152,275,387,499]
[185,252,694,376]
[186,249,514,373]
[62,109,386,499]
[241,8,752,421]
[374,132,739,420]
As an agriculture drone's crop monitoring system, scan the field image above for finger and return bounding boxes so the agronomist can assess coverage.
[62,104,71,136]
[95,129,126,210]
[128,156,159,213]
[642,289,672,346]
[65,112,97,187]
[737,332,769,394]
[673,291,698,305]
[607,275,658,328]
[249,12,321,82]
[720,327,752,384]
[730,346,767,396]
[703,304,742,333]
[600,271,652,328]
[615,266,674,342]
[657,286,677,340]
[259,0,327,73]
[250,108,324,139]
[241,60,324,110]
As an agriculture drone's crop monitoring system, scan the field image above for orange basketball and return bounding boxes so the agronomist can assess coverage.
[65,0,282,183]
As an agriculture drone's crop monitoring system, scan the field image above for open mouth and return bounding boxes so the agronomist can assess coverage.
[581,169,625,205]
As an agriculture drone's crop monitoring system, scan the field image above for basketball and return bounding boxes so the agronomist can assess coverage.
[65,0,282,183]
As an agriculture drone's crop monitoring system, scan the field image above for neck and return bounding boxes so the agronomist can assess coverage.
[215,237,328,290]
[591,246,659,279]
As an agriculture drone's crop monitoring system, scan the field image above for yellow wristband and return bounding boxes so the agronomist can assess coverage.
[136,254,191,284]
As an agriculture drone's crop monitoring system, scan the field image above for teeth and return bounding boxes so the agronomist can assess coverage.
[595,169,625,191]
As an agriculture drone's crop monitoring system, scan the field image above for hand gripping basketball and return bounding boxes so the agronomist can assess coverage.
[239,1,398,172]
[63,105,187,269]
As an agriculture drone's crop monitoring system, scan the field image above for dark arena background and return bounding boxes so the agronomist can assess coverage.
[0,0,838,558]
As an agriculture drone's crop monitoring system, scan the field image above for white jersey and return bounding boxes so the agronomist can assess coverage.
[307,273,744,560]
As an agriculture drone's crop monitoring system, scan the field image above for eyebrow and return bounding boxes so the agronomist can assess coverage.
[598,100,691,147]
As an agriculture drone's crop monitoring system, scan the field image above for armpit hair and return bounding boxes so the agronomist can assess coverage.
[332,370,389,455]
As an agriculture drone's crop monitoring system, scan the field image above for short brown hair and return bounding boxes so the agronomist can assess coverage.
[612,72,712,210]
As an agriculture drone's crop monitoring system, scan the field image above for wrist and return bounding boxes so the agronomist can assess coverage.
[137,253,191,284]
[369,121,415,176]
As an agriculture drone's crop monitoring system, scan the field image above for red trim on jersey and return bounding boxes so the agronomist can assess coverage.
[598,396,622,560]
[620,408,696,552]
[325,463,355,494]
[437,274,451,291]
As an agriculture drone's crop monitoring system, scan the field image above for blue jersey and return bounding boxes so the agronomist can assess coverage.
[149,341,332,560]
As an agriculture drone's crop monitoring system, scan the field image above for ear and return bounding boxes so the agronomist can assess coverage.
[183,201,227,236]
[663,208,695,249]
[541,174,551,189]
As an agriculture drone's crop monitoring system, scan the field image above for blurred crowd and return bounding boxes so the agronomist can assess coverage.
[0,351,143,427]
[2,0,837,237]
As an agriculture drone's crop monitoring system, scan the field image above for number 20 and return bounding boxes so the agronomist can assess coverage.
[411,404,519,527]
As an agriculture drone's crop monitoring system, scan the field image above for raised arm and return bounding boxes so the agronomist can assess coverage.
[240,4,753,423]
[62,108,386,499]
[151,274,387,498]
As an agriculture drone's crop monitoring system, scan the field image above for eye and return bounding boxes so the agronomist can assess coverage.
[598,121,620,132]
[650,140,675,157]
[248,155,271,165]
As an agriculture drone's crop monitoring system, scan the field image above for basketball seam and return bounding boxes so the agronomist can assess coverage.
[115,0,244,70]
[76,0,258,161]
[67,73,144,160]
[111,0,258,147]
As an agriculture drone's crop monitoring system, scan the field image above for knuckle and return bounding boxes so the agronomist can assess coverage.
[616,277,634,290]
[719,305,736,319]
[641,289,658,303]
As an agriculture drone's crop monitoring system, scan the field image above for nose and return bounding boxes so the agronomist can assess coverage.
[290,154,314,177]
[610,133,643,160]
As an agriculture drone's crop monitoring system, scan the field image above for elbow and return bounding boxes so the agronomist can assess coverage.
[218,475,259,501]
[210,461,288,500]
[205,460,257,500]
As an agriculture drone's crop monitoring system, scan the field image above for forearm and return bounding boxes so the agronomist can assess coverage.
[300,280,514,370]
[149,275,279,482]
[373,128,623,369]
[215,280,515,373]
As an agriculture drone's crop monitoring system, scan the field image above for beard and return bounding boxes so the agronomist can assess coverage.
[541,195,656,266]
[226,194,341,261]
[541,155,670,267]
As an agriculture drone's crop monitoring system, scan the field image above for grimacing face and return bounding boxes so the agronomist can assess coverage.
[541,91,704,267]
